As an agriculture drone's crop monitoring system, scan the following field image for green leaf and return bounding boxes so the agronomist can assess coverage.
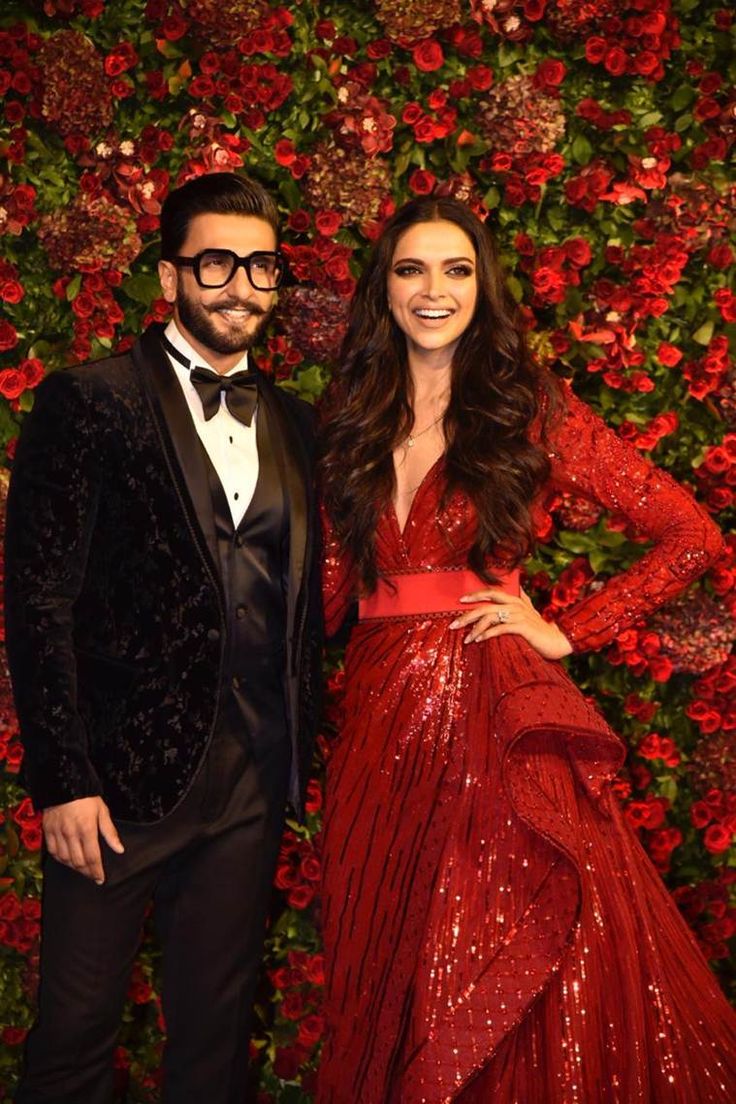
[674,112,693,133]
[672,86,695,111]
[692,320,714,346]
[506,275,523,303]
[122,273,161,306]
[571,135,593,166]
[65,274,82,302]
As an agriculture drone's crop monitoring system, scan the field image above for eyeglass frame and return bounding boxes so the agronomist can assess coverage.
[169,248,286,291]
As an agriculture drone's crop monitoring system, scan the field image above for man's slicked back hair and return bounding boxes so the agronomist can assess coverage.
[160,172,279,259]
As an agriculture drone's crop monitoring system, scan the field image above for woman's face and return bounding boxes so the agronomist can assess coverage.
[386,219,478,362]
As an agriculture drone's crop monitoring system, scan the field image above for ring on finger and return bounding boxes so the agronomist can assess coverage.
[495,608,510,625]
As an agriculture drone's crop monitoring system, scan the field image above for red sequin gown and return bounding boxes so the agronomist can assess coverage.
[317,390,736,1104]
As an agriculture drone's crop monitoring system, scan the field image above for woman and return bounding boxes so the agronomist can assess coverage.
[317,197,736,1103]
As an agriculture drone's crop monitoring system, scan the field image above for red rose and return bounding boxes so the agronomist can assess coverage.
[564,238,592,268]
[0,368,25,400]
[366,39,392,60]
[604,47,628,76]
[274,137,296,166]
[535,59,566,89]
[297,1013,324,1047]
[704,824,733,854]
[104,43,138,78]
[467,65,493,91]
[708,243,734,269]
[0,319,18,352]
[315,210,342,237]
[585,36,607,64]
[1,279,23,304]
[287,209,311,233]
[1,1027,27,1046]
[408,169,436,195]
[287,883,317,909]
[412,40,444,73]
[656,342,683,367]
[161,13,189,41]
[691,802,713,829]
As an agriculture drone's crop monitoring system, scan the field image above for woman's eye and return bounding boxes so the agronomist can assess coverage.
[393,264,422,277]
[447,264,474,277]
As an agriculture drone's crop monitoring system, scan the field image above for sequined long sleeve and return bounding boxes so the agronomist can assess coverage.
[321,502,356,638]
[549,388,724,653]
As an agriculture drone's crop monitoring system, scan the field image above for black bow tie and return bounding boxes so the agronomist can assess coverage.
[189,365,259,426]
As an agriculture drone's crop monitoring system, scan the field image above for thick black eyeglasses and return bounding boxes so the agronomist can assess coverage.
[171,249,285,290]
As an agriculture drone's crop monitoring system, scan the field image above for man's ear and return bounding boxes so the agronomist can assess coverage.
[158,260,178,304]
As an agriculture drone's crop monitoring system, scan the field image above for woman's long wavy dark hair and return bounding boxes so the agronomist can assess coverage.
[320,197,560,592]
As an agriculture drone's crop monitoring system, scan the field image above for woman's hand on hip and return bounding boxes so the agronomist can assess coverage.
[449,587,573,660]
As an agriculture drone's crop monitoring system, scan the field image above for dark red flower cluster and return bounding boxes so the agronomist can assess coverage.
[402,96,457,145]
[276,286,349,367]
[52,272,126,362]
[0,21,41,149]
[564,159,615,212]
[581,1,679,82]
[690,789,736,857]
[274,829,321,910]
[681,335,731,402]
[606,627,674,682]
[673,869,736,961]
[0,260,23,307]
[694,432,736,515]
[39,191,142,276]
[0,178,37,237]
[77,137,172,234]
[0,890,40,955]
[268,946,323,1082]
[687,654,736,740]
[543,556,593,614]
[374,0,461,44]
[470,0,547,42]
[0,359,45,403]
[325,82,397,157]
[481,148,565,207]
[256,334,303,381]
[617,411,678,451]
[281,237,356,299]
[176,110,251,183]
[552,492,603,532]
[10,797,41,851]
[38,30,114,137]
[188,50,293,131]
[515,235,592,307]
[576,96,632,130]
[41,0,105,15]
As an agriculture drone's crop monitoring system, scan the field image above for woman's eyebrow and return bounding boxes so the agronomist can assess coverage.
[392,255,475,265]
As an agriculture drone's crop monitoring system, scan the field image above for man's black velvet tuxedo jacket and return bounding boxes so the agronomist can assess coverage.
[4,324,322,822]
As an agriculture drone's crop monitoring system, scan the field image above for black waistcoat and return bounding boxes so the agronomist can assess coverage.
[202,403,290,764]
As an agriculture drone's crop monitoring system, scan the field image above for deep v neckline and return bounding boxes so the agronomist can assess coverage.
[390,454,444,540]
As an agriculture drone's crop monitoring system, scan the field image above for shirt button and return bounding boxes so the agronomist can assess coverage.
[236,606,246,620]
[234,534,244,548]
[234,492,239,501]
[207,628,220,642]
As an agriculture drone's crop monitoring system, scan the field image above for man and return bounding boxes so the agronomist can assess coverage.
[4,172,322,1103]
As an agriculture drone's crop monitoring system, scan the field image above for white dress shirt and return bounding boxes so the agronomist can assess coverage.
[164,320,259,528]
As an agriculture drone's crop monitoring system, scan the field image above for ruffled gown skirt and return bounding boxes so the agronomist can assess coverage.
[318,617,736,1103]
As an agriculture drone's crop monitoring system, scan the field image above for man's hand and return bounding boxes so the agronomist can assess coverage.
[43,796,124,885]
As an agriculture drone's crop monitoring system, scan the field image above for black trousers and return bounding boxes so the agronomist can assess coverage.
[15,731,290,1104]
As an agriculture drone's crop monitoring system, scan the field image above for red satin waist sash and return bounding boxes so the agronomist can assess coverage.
[358,568,520,621]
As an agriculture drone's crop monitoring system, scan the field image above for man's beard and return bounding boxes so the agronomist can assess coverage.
[176,285,271,356]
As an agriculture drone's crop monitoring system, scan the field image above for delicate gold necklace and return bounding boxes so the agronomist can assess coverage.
[405,411,445,448]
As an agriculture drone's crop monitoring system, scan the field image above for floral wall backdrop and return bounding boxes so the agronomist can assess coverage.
[0,0,735,1099]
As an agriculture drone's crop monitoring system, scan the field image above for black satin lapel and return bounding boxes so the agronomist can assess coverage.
[134,327,220,576]
[257,379,309,651]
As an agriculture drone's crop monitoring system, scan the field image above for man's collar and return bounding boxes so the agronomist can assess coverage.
[164,319,249,377]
